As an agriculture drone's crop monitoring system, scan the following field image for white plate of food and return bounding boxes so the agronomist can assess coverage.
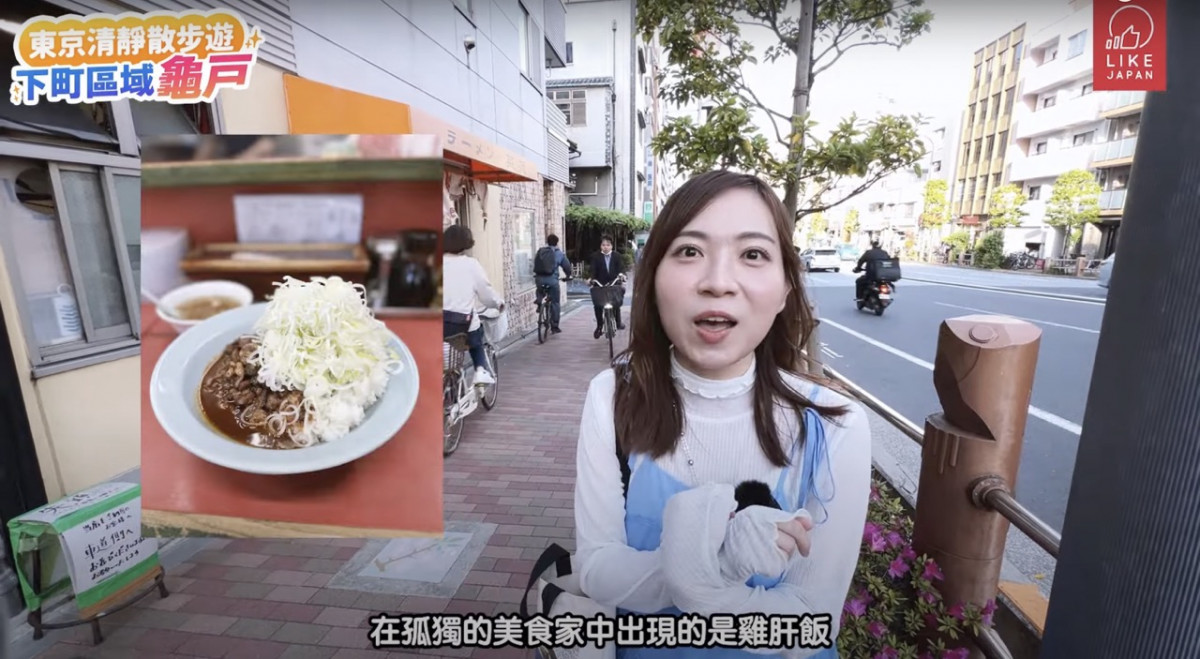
[149,277,419,475]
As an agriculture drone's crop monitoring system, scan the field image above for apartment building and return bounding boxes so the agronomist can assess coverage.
[547,0,670,224]
[951,25,1026,232]
[1007,0,1138,258]
[823,120,959,255]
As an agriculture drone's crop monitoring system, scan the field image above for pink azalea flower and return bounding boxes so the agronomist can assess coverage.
[922,560,944,581]
[924,613,938,628]
[844,597,868,617]
[863,522,881,542]
[919,653,935,659]
[946,602,965,620]
[900,545,917,561]
[920,590,938,604]
[982,599,997,626]
[942,648,971,659]
[873,647,899,659]
[886,530,904,548]
[870,485,882,502]
[887,557,909,579]
[869,532,888,552]
[867,620,887,638]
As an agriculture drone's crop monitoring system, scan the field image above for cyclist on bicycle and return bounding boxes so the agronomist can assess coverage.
[533,234,572,334]
[588,234,627,339]
[443,225,503,386]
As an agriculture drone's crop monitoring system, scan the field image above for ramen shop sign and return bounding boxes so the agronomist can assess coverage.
[1093,0,1167,91]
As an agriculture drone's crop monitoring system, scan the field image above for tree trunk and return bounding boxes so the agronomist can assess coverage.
[782,0,817,225]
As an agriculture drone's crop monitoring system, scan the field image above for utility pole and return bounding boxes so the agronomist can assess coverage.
[1040,0,1200,655]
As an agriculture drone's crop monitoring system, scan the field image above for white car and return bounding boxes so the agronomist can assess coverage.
[803,248,841,272]
[1097,252,1115,288]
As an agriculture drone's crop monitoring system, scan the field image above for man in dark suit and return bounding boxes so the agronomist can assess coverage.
[589,235,626,339]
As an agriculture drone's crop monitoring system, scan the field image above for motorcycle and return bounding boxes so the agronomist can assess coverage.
[854,258,901,316]
[857,278,895,316]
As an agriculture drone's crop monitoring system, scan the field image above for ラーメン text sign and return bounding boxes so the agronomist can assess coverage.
[1093,0,1167,91]
[9,9,264,106]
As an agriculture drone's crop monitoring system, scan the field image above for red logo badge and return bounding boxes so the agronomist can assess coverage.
[1094,0,1167,91]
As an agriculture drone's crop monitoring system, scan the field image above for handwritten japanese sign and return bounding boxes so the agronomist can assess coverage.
[6,482,160,613]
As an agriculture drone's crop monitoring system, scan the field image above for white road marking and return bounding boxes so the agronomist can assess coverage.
[907,277,1107,306]
[821,343,843,359]
[934,302,1100,334]
[820,317,1083,436]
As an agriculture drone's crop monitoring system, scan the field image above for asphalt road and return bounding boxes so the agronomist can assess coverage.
[806,262,1108,533]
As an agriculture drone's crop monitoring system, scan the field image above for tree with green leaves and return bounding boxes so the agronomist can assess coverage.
[843,208,861,242]
[920,179,949,229]
[1044,169,1102,257]
[636,0,933,225]
[811,212,828,238]
[987,184,1028,229]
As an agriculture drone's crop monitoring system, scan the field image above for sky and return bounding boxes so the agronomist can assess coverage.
[732,0,1077,141]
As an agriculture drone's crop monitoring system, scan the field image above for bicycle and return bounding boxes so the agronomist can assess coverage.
[442,308,502,456]
[535,276,571,344]
[590,276,626,361]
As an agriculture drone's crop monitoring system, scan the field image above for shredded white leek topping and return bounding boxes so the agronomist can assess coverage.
[248,276,403,446]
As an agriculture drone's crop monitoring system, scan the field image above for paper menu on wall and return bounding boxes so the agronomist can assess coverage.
[233,194,364,244]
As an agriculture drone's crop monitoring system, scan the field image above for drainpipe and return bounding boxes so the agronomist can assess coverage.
[629,0,638,218]
[611,19,618,210]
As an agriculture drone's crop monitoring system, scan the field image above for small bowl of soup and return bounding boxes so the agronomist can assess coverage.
[156,280,254,334]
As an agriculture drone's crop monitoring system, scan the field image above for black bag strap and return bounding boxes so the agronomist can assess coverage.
[519,543,572,618]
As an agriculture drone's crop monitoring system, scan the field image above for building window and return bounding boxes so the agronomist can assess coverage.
[1034,141,1048,154]
[551,89,587,126]
[1073,131,1095,146]
[513,209,538,287]
[1067,31,1087,59]
[1081,82,1093,95]
[571,173,599,195]
[1045,47,1058,63]
[1013,41,1024,60]
[997,130,1009,159]
[1041,95,1057,109]
[517,3,530,76]
[0,159,140,375]
[1028,185,1041,200]
[565,42,574,64]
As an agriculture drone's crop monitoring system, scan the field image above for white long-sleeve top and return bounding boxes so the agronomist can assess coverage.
[573,354,872,658]
[442,253,502,331]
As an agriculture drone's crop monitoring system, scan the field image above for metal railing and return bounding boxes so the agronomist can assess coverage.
[822,363,1062,557]
[817,362,1061,659]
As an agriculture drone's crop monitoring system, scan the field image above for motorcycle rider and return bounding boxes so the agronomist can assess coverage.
[854,239,893,301]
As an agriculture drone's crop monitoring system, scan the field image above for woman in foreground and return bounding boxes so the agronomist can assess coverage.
[574,171,871,658]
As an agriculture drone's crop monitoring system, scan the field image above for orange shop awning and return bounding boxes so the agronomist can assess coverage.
[282,75,539,183]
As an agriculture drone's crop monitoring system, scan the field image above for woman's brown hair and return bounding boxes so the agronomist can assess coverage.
[613,170,847,467]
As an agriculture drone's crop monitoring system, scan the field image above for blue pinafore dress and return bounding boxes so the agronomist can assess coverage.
[617,386,840,659]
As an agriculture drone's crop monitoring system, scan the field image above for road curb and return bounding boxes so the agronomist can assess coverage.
[905,277,1107,304]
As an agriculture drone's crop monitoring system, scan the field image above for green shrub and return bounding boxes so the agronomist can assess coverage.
[973,231,1005,269]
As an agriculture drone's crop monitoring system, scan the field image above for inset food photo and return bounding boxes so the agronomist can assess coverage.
[140,134,445,539]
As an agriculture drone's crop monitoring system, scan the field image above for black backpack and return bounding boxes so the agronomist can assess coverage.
[534,246,557,276]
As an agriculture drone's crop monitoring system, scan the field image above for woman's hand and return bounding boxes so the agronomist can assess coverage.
[774,515,815,558]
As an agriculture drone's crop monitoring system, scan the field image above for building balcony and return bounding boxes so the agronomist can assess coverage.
[1020,53,1093,97]
[1092,136,1138,167]
[1100,91,1145,118]
[1099,188,1126,212]
[1012,93,1102,140]
[1008,146,1093,182]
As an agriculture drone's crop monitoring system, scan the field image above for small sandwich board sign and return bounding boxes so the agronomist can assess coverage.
[6,482,160,616]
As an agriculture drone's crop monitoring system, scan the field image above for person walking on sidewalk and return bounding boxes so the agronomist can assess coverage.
[442,225,503,386]
[533,233,572,334]
[573,170,871,658]
[588,234,627,339]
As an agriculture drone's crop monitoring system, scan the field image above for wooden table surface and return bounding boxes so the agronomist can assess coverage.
[139,304,444,539]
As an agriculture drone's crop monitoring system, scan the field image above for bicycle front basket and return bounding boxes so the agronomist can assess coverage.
[589,286,623,308]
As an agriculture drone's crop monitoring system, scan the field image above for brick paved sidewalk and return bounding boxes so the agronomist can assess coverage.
[17,305,627,659]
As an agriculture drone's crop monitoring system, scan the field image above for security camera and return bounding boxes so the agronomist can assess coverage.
[464,36,476,52]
